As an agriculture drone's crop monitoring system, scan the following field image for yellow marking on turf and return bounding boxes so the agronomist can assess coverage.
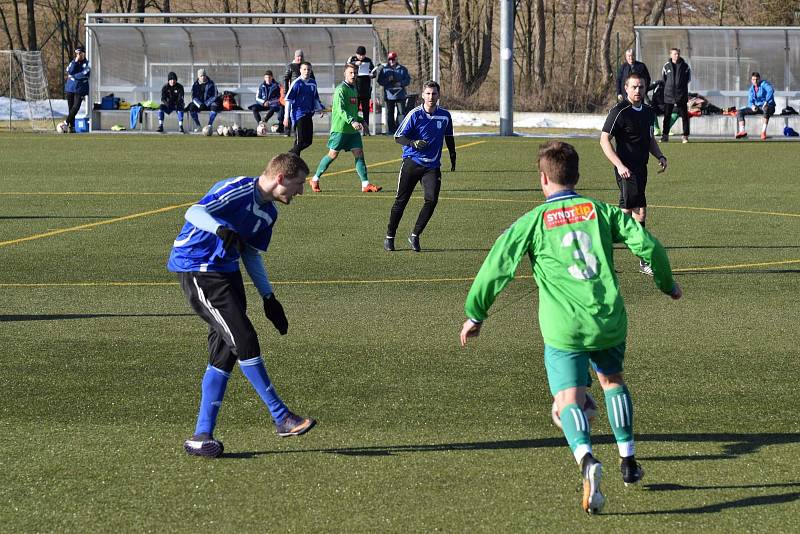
[650,204,800,219]
[0,192,195,196]
[3,258,800,289]
[311,140,486,179]
[0,202,194,248]
[673,258,800,272]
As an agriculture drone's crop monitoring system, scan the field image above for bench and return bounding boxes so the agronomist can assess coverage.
[663,113,800,138]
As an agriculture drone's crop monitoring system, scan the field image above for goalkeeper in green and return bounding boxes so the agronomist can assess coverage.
[459,141,682,515]
[310,63,382,193]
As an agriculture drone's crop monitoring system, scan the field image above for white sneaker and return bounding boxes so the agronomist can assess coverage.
[639,261,654,276]
[581,455,605,515]
[681,135,689,143]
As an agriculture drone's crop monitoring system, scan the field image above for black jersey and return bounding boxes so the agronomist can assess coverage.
[602,101,655,169]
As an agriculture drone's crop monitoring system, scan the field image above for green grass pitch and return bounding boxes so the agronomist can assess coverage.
[1,132,798,532]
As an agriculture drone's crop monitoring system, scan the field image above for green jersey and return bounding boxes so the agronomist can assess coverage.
[464,191,675,351]
[330,81,360,134]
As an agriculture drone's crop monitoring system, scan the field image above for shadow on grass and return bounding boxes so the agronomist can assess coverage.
[223,431,800,460]
[0,313,194,322]
[675,269,800,275]
[606,491,800,516]
[665,245,800,250]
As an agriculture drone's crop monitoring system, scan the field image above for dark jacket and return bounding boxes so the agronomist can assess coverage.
[377,64,411,101]
[65,59,91,96]
[662,57,691,104]
[191,79,218,107]
[161,82,185,109]
[256,80,282,109]
[284,62,315,93]
[346,55,376,98]
[617,61,651,97]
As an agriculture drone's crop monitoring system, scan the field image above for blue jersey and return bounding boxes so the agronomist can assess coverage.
[167,176,278,273]
[285,77,322,122]
[395,105,454,168]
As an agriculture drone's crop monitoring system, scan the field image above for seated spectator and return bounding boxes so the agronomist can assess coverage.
[158,72,185,133]
[185,69,220,132]
[735,72,776,140]
[248,70,284,132]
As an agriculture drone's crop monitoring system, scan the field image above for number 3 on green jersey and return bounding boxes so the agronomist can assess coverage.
[562,230,598,280]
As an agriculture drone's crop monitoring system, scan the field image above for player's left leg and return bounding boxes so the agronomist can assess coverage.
[312,147,340,191]
[386,159,422,250]
[208,103,220,127]
[409,167,442,251]
[678,100,690,142]
[761,104,775,140]
[592,343,644,486]
[545,345,604,514]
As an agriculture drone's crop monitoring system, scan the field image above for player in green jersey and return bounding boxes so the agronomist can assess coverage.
[310,63,382,193]
[459,141,682,515]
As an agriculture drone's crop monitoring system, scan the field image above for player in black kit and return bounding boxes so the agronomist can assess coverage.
[600,72,668,276]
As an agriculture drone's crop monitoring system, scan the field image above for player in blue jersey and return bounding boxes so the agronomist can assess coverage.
[283,62,324,156]
[168,153,315,458]
[383,80,456,253]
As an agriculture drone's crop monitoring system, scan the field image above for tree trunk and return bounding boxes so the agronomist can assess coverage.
[25,0,36,50]
[645,0,667,26]
[0,6,17,49]
[10,0,26,50]
[581,0,597,87]
[533,0,545,88]
[549,0,556,80]
[599,0,622,87]
[569,0,577,83]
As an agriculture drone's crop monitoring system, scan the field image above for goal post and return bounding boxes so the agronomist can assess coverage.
[85,13,440,134]
[0,50,57,132]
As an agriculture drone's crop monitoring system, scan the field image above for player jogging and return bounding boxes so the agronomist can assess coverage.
[460,141,682,515]
[310,63,382,193]
[168,153,316,458]
[383,80,456,253]
[600,72,667,276]
[284,62,324,156]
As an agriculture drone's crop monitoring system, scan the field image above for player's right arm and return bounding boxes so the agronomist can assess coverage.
[464,213,537,324]
[600,132,630,178]
[608,206,679,297]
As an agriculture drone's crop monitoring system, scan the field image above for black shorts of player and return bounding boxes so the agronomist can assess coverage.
[178,271,260,373]
[615,165,647,209]
[387,158,442,237]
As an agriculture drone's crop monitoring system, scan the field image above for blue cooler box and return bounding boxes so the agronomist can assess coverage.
[74,117,90,132]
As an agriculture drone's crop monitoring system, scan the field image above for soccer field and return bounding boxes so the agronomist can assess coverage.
[1,132,798,532]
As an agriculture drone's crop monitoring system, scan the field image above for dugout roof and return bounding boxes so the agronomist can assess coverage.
[85,17,378,105]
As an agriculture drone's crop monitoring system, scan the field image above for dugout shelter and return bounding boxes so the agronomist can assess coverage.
[85,13,440,133]
[635,26,800,111]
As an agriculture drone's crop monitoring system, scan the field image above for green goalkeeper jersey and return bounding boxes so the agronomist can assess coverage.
[330,81,360,134]
[464,191,676,351]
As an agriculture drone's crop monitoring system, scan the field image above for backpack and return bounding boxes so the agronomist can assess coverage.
[222,91,238,111]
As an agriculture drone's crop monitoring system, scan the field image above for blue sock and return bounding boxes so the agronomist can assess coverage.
[190,111,200,127]
[208,111,217,126]
[194,365,230,437]
[157,110,165,121]
[177,111,184,122]
[239,356,288,423]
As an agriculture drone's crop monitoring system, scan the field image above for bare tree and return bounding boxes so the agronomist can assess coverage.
[514,0,534,91]
[598,0,622,87]
[533,0,545,88]
[580,0,597,87]
[644,0,668,26]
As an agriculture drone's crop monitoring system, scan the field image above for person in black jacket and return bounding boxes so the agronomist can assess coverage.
[158,72,185,133]
[660,48,692,143]
[616,49,650,102]
[346,46,377,132]
[283,50,315,137]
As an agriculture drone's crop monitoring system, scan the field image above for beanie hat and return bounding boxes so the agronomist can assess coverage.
[168,71,178,81]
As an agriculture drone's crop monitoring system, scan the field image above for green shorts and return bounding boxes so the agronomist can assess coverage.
[327,131,363,152]
[544,342,626,396]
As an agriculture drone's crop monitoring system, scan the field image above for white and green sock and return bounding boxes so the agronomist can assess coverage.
[559,402,592,464]
[604,385,635,457]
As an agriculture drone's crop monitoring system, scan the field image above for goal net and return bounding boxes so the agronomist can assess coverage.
[0,50,56,132]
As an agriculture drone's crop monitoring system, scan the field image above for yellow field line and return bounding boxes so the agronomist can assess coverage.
[0,192,195,196]
[4,257,800,289]
[650,204,800,219]
[673,258,800,272]
[316,140,487,178]
[0,202,193,248]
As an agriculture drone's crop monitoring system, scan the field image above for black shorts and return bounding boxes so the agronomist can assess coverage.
[178,271,260,372]
[615,166,647,209]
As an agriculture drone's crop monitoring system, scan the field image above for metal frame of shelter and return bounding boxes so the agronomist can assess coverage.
[85,13,440,133]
